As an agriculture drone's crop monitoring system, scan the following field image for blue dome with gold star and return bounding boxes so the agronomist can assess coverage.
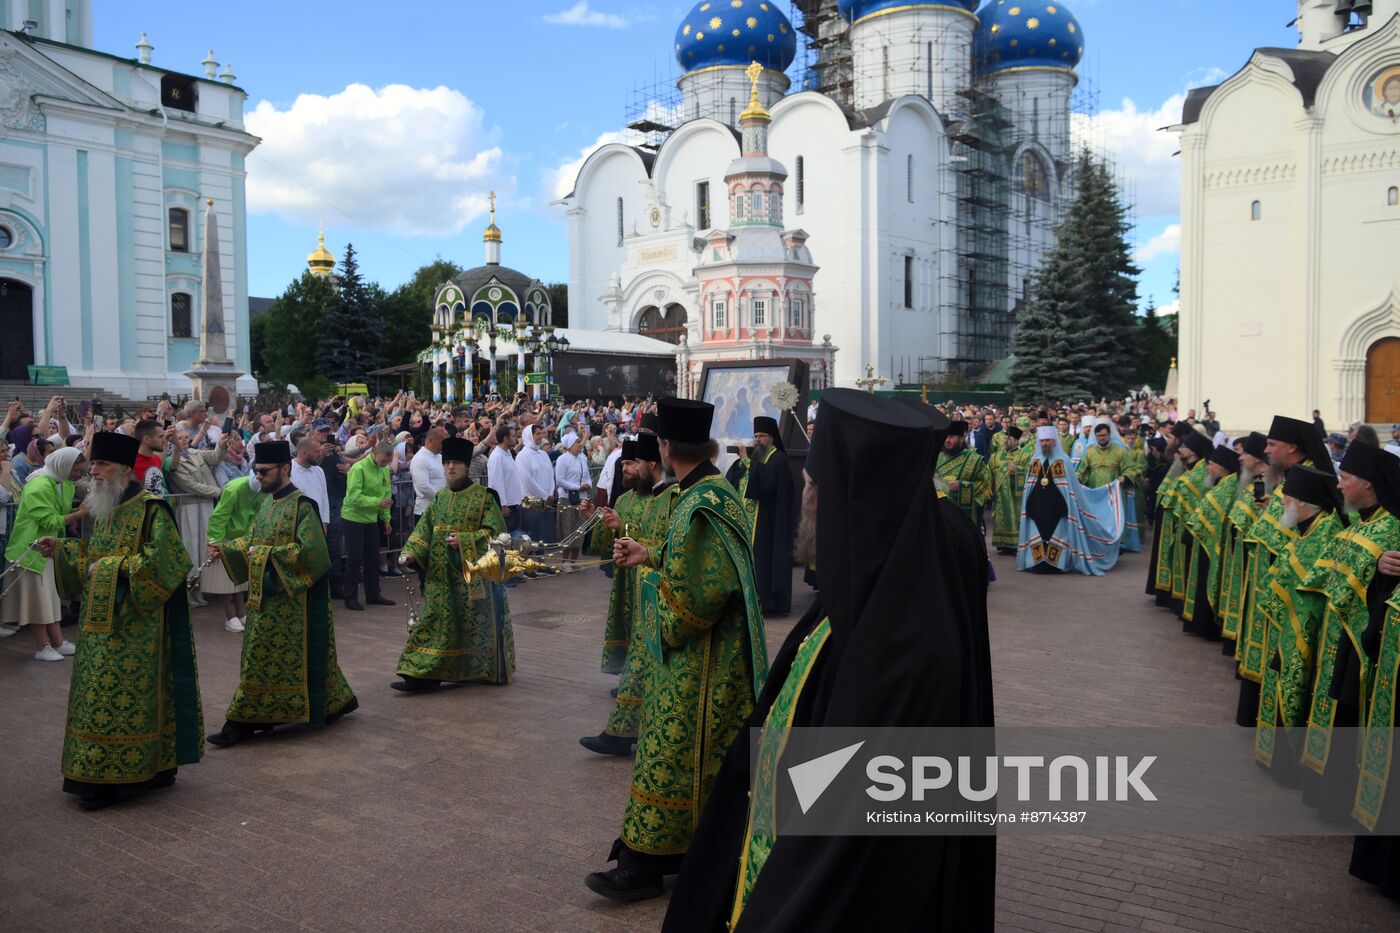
[674,0,797,74]
[838,0,978,25]
[974,1,1084,76]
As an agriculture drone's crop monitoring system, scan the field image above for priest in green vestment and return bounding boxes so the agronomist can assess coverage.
[1181,445,1240,638]
[1301,441,1400,820]
[394,435,512,692]
[1220,433,1269,653]
[206,441,358,747]
[1252,465,1346,773]
[585,397,767,902]
[990,426,1029,554]
[1077,421,1128,489]
[579,434,678,756]
[39,431,203,810]
[1235,416,1329,727]
[1148,422,1196,610]
[937,420,992,528]
[589,439,644,677]
[1353,560,1400,896]
[1165,431,1214,616]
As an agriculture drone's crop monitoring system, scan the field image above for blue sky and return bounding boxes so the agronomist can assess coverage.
[93,1,1300,312]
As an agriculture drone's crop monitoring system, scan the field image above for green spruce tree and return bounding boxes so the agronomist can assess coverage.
[316,243,383,382]
[1010,150,1140,403]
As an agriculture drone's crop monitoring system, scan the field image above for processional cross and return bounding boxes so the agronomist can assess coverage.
[855,364,887,394]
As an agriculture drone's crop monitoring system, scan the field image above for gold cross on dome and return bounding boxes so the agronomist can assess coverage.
[745,60,762,91]
[489,191,496,222]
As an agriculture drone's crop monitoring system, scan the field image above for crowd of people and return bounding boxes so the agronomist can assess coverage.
[0,383,997,928]
[5,381,1400,921]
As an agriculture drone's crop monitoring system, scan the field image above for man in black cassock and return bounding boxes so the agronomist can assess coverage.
[661,389,994,933]
[729,415,794,616]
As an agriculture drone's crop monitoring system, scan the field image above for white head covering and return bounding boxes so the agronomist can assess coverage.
[562,432,579,450]
[30,445,82,487]
[1036,426,1059,442]
[523,424,540,451]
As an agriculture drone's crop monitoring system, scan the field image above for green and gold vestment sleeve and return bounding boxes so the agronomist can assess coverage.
[53,539,86,599]
[656,511,740,650]
[403,498,434,567]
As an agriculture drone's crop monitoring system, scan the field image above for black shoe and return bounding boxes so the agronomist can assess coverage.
[584,866,663,902]
[367,595,396,607]
[207,722,264,748]
[609,686,619,698]
[579,733,637,757]
[344,598,365,611]
[391,678,438,693]
[79,796,119,811]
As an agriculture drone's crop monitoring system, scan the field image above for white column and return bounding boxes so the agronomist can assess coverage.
[44,0,65,41]
[1178,130,1206,411]
[463,346,474,403]
[431,355,442,403]
[516,333,526,395]
[1297,115,1323,419]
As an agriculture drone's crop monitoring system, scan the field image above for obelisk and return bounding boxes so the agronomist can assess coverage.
[185,198,244,419]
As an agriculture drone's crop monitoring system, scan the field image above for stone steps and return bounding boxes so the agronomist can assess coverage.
[0,380,150,425]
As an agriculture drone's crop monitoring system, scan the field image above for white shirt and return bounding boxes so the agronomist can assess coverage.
[516,429,556,500]
[1385,442,1400,459]
[554,450,591,500]
[290,460,330,526]
[487,445,523,507]
[409,446,445,515]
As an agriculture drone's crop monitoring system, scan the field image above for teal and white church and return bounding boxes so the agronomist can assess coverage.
[0,1,258,397]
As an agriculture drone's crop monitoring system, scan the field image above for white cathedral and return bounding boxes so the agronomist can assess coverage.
[561,0,1086,392]
[0,1,257,398]
[1175,1,1400,431]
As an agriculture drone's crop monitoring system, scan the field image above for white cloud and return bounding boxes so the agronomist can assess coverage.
[1072,93,1186,219]
[544,2,629,28]
[246,83,512,236]
[1135,223,1181,262]
[542,130,629,204]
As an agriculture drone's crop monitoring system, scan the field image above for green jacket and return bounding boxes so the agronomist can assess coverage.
[208,476,260,541]
[5,474,74,573]
[340,456,391,525]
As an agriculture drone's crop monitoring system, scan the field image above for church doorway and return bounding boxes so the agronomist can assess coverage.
[637,303,687,345]
[0,279,34,381]
[1366,337,1400,423]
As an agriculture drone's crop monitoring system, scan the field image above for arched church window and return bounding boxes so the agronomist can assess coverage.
[0,226,11,250]
[753,191,764,218]
[617,198,624,245]
[170,293,192,338]
[1389,187,1398,207]
[1251,200,1262,221]
[168,208,189,252]
[907,155,914,203]
[1016,152,1049,202]
[796,156,805,214]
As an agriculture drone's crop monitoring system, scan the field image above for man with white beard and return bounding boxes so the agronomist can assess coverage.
[35,432,204,810]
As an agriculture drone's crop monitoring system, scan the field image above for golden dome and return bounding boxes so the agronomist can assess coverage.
[307,223,335,277]
[483,190,502,242]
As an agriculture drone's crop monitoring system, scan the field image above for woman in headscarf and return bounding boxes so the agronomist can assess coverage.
[0,446,85,657]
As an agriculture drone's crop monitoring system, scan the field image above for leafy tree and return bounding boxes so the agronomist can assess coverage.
[315,243,382,381]
[1134,297,1177,390]
[381,257,464,367]
[256,271,334,391]
[546,282,569,328]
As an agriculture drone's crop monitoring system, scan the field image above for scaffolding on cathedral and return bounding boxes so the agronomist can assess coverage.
[617,0,1131,389]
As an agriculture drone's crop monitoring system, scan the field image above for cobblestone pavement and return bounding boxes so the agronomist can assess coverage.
[1,541,1398,931]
